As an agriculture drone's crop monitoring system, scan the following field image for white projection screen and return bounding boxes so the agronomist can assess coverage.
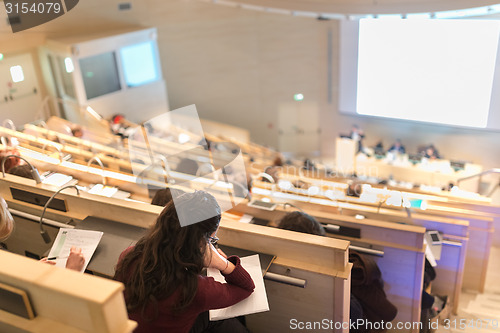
[339,18,500,130]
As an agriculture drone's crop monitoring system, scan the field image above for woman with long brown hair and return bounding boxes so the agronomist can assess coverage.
[114,190,255,333]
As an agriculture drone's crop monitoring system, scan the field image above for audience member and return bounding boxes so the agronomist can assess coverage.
[303,159,316,171]
[350,124,365,153]
[277,211,326,236]
[198,138,212,151]
[262,166,279,183]
[0,148,21,173]
[273,155,284,167]
[8,164,34,180]
[70,125,83,138]
[0,196,84,271]
[176,158,199,176]
[373,141,385,156]
[388,139,406,154]
[114,191,254,333]
[423,144,440,159]
[110,114,136,139]
[275,211,368,325]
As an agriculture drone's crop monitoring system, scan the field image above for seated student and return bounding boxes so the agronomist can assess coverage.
[0,196,85,271]
[303,159,316,171]
[262,166,279,183]
[114,191,255,333]
[0,148,21,173]
[423,144,440,159]
[277,211,326,236]
[110,114,136,139]
[70,125,83,138]
[7,164,34,180]
[373,141,385,156]
[273,156,284,167]
[198,138,212,151]
[276,212,395,329]
[388,139,406,154]
[176,158,199,176]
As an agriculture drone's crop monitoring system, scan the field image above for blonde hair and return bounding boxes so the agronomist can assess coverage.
[0,198,14,242]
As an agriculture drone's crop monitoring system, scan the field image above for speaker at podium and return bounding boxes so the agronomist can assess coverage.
[335,137,357,177]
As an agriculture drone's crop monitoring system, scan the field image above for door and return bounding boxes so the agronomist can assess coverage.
[0,53,43,127]
[278,102,320,157]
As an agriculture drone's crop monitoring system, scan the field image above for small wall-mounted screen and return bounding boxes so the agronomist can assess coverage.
[79,52,121,100]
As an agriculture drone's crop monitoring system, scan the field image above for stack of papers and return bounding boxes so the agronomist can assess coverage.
[88,184,119,197]
[42,173,73,187]
[207,254,269,321]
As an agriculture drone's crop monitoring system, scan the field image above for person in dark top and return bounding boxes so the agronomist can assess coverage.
[114,191,255,333]
[373,141,385,156]
[350,125,365,153]
[388,139,406,154]
[423,144,440,159]
[303,159,316,171]
[276,212,366,325]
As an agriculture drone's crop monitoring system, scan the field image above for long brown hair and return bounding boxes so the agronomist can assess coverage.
[114,191,221,319]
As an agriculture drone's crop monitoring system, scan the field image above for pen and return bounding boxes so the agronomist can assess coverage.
[47,256,69,260]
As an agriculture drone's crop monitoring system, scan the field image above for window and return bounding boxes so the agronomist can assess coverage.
[10,65,24,82]
[120,41,159,87]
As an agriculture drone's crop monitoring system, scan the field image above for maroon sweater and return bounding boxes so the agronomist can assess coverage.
[116,247,255,333]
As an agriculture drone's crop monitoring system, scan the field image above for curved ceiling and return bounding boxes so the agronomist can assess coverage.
[216,0,500,15]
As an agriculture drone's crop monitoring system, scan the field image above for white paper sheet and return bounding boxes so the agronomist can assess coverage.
[88,184,118,197]
[208,254,269,321]
[238,214,254,224]
[48,228,103,273]
[42,173,73,187]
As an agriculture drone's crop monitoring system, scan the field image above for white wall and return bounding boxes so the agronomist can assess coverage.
[0,0,499,173]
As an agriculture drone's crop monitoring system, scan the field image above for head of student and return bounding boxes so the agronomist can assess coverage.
[114,190,221,315]
[0,197,14,242]
[277,211,325,236]
[8,164,34,180]
[0,148,21,173]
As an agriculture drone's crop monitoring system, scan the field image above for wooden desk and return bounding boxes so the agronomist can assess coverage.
[355,156,482,192]
[0,251,136,333]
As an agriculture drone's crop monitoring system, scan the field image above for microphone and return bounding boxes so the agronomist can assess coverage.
[39,185,80,243]
[87,156,106,185]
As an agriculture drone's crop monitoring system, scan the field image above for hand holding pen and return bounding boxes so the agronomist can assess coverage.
[40,246,85,272]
